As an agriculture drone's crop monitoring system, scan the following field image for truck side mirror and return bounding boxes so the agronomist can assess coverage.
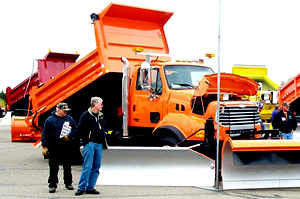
[140,61,152,90]
[140,69,151,90]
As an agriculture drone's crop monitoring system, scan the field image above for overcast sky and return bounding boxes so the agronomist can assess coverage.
[1,0,299,92]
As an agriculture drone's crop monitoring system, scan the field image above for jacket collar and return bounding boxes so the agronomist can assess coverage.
[88,107,103,120]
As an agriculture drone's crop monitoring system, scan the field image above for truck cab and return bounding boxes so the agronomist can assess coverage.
[130,60,213,127]
[123,58,214,145]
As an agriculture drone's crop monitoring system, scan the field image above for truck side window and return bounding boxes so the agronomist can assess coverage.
[152,69,162,95]
[136,68,162,95]
[136,70,142,90]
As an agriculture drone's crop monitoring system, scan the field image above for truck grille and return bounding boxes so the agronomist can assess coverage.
[219,105,260,131]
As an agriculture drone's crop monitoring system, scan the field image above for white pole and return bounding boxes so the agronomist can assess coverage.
[215,0,222,190]
[121,57,129,137]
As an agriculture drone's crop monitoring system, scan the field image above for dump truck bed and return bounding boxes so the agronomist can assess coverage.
[278,73,300,121]
[6,72,39,110]
[232,65,279,90]
[6,52,78,112]
[279,73,300,105]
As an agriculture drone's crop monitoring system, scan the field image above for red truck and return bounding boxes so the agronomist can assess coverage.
[6,51,79,115]
[278,73,300,122]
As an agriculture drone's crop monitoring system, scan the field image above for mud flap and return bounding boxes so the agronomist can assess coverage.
[222,140,300,190]
[97,146,215,187]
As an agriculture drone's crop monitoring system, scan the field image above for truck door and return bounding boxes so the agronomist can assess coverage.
[130,67,166,127]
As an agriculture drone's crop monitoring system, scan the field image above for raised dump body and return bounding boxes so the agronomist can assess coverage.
[6,52,79,115]
[232,65,278,90]
[28,4,172,119]
[6,72,39,113]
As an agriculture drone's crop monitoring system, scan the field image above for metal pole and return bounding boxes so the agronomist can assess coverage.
[215,0,222,190]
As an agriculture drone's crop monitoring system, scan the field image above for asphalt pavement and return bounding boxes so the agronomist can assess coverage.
[1,115,300,199]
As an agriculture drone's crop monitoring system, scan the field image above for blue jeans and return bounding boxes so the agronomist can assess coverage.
[78,142,103,191]
[280,132,293,140]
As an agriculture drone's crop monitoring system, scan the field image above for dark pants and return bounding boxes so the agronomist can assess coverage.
[48,143,72,187]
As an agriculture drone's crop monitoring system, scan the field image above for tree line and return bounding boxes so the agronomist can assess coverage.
[0,91,6,106]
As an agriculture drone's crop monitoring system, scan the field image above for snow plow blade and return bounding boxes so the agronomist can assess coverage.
[222,138,300,190]
[11,116,41,142]
[97,146,215,187]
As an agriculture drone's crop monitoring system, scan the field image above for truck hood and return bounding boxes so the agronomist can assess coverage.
[196,73,258,96]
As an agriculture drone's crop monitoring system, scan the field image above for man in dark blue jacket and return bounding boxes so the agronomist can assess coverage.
[75,97,108,196]
[272,102,297,139]
[41,102,77,193]
[271,104,279,122]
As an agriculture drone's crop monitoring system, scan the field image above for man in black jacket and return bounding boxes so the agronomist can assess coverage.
[75,97,107,196]
[272,102,297,139]
[41,102,77,193]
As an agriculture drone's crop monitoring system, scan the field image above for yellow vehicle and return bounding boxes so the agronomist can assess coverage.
[232,65,279,122]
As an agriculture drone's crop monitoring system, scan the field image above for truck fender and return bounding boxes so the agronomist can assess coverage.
[152,113,194,146]
[153,125,186,143]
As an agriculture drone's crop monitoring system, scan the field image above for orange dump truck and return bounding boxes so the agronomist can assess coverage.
[11,3,300,190]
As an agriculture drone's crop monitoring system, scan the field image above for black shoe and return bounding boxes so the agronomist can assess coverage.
[65,184,74,190]
[86,189,100,194]
[75,190,86,196]
[49,187,56,193]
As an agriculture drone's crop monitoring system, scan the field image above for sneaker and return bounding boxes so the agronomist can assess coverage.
[65,184,74,190]
[86,189,100,194]
[75,190,86,196]
[49,187,56,193]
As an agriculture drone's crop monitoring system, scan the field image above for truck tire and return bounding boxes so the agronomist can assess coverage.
[158,136,178,147]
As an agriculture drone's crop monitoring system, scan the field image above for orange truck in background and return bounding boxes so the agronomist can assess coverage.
[278,73,300,122]
[10,3,300,189]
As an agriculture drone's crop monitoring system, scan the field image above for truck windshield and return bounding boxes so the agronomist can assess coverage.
[164,65,213,89]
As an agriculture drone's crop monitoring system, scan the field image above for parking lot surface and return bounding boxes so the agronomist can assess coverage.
[1,118,300,199]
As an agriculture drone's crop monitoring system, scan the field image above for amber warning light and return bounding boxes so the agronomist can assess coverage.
[205,53,215,58]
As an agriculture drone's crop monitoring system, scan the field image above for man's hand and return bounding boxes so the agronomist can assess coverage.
[42,147,48,156]
[63,135,69,142]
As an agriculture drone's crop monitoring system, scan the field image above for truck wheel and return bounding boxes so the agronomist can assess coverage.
[158,136,177,147]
